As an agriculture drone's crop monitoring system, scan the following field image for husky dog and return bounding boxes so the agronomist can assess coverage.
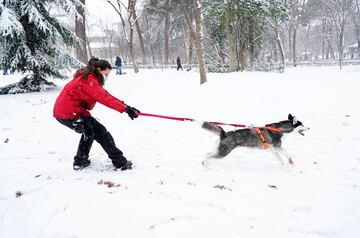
[202,114,309,165]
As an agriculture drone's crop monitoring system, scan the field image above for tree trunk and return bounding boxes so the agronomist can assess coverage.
[164,0,171,64]
[108,0,139,73]
[326,39,335,59]
[267,17,285,69]
[156,32,164,67]
[128,0,139,72]
[292,28,297,67]
[351,10,360,58]
[187,0,193,65]
[321,18,326,59]
[128,25,139,73]
[227,20,237,71]
[145,13,156,65]
[219,42,225,64]
[183,25,190,64]
[133,10,146,64]
[356,0,360,58]
[338,29,344,70]
[188,27,193,64]
[288,28,292,61]
[248,18,255,67]
[180,0,206,83]
[193,0,206,84]
[238,48,246,71]
[85,32,93,58]
[224,4,237,72]
[275,26,285,68]
[75,0,87,64]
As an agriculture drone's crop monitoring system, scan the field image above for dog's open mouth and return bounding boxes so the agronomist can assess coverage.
[298,127,310,136]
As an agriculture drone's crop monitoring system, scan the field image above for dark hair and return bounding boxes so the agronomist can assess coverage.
[79,57,112,85]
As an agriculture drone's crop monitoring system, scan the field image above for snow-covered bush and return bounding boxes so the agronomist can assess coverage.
[247,62,285,73]
[206,63,229,73]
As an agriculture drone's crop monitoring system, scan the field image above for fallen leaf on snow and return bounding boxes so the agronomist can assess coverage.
[214,185,232,191]
[15,191,23,198]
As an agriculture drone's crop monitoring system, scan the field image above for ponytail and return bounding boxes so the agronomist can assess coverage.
[78,57,112,85]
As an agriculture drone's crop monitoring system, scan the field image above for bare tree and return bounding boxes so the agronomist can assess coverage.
[85,20,93,58]
[113,22,130,63]
[321,18,327,59]
[321,18,336,59]
[180,0,207,84]
[164,0,172,64]
[319,0,354,69]
[75,0,88,64]
[101,21,117,62]
[225,7,237,72]
[266,15,286,68]
[144,13,157,65]
[286,0,306,67]
[184,22,194,65]
[182,0,194,65]
[193,0,207,84]
[108,0,139,73]
[133,8,146,64]
[351,0,360,58]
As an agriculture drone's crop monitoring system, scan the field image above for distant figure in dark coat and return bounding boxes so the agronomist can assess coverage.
[3,66,9,75]
[115,56,122,75]
[176,56,183,71]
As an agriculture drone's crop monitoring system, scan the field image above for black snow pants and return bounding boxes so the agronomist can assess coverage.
[56,116,127,168]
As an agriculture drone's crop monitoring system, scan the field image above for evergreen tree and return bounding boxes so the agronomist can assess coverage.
[264,0,289,69]
[0,0,84,94]
[203,0,227,66]
[204,0,267,71]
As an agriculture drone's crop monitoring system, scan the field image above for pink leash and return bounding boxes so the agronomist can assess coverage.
[136,112,247,128]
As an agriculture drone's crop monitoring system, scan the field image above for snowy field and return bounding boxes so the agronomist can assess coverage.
[0,66,360,238]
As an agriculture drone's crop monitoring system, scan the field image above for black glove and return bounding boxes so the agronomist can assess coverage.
[125,106,140,120]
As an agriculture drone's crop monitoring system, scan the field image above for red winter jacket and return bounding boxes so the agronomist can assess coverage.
[53,71,126,119]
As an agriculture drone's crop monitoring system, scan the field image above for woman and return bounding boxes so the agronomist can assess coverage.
[53,57,140,170]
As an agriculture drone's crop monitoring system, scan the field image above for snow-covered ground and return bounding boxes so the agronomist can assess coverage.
[0,66,359,238]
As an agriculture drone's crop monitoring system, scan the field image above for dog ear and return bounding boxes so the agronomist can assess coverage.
[293,116,298,124]
[288,114,298,124]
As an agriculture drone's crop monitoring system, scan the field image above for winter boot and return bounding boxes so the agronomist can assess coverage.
[73,157,91,170]
[112,157,133,171]
[119,160,133,171]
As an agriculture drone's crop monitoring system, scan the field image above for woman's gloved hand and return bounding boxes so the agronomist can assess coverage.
[124,106,140,120]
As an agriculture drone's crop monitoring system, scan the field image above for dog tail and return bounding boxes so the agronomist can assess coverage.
[202,122,226,139]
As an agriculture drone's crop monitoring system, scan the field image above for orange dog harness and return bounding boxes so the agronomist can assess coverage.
[253,126,282,149]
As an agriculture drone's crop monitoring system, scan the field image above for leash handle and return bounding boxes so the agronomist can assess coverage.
[136,112,246,128]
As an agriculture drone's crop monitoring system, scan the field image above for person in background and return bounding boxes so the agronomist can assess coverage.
[115,56,122,75]
[176,56,183,71]
[53,57,140,170]
[3,66,9,75]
